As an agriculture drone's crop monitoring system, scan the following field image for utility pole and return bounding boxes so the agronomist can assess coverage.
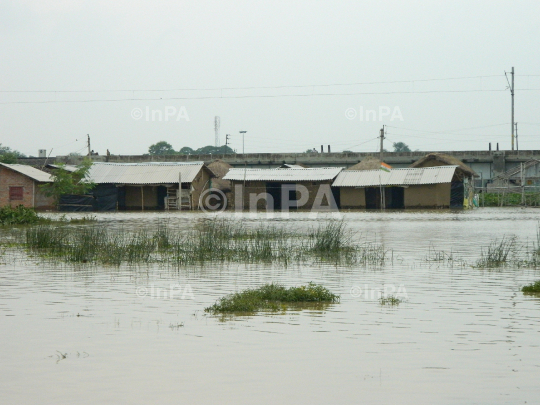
[505,67,515,150]
[379,126,385,163]
[521,162,525,206]
[515,122,519,151]
[87,134,91,156]
[379,126,385,211]
[240,131,247,155]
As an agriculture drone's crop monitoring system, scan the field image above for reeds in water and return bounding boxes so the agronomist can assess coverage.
[23,219,381,267]
[475,236,519,268]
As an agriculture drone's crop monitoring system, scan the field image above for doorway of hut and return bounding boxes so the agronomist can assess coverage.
[266,182,281,210]
[266,183,297,210]
[450,181,464,208]
[365,187,404,209]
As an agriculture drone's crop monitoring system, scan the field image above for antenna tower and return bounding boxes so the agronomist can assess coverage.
[214,116,220,147]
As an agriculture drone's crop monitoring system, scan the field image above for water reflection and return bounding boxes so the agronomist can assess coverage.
[1,208,539,404]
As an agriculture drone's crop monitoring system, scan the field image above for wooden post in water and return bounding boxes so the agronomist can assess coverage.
[179,171,182,211]
[480,172,484,207]
[521,163,525,206]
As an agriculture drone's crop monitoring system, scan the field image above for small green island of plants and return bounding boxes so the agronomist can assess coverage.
[379,295,404,305]
[204,282,340,314]
[522,280,540,294]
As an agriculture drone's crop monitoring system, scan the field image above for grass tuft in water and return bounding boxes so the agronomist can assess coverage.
[204,282,340,314]
[475,236,518,268]
[379,295,403,305]
[522,280,540,294]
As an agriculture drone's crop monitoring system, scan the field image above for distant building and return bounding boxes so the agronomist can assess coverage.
[409,153,477,208]
[49,162,215,211]
[223,167,343,210]
[0,163,55,210]
[333,166,462,209]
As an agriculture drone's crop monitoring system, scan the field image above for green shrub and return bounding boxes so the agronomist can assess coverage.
[0,206,42,226]
[522,280,540,294]
[481,192,540,207]
[205,282,340,314]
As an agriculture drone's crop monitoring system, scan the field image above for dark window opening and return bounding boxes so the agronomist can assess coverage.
[9,186,23,200]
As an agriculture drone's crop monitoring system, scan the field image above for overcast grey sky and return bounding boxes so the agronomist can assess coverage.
[1,0,539,157]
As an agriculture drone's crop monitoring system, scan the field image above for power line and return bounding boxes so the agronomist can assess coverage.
[0,74,506,94]
[0,89,514,105]
[385,123,509,135]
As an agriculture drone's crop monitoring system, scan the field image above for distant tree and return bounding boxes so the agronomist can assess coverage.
[305,148,319,153]
[40,159,95,206]
[192,145,235,155]
[148,141,176,155]
[392,142,411,152]
[0,143,25,163]
[342,150,353,153]
[178,146,194,155]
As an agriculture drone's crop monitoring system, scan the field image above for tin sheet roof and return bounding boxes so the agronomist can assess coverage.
[87,162,207,184]
[223,167,343,182]
[0,163,53,182]
[332,166,457,187]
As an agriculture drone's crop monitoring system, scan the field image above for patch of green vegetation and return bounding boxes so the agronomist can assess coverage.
[204,283,339,314]
[475,236,519,268]
[0,206,46,226]
[20,219,388,266]
[39,159,95,207]
[61,215,97,224]
[481,192,540,207]
[522,280,540,294]
[379,295,403,305]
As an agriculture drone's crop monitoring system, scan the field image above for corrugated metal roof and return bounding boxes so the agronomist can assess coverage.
[0,163,53,182]
[47,164,77,172]
[88,162,207,184]
[223,167,343,181]
[332,166,457,187]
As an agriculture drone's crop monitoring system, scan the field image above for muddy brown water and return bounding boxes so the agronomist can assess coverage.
[1,208,539,404]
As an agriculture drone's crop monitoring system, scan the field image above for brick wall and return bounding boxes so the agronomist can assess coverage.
[0,167,55,209]
[0,166,35,208]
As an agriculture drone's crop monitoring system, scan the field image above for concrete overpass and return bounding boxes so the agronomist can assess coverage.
[22,149,540,182]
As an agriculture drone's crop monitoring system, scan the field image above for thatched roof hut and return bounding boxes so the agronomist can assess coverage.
[410,153,477,179]
[346,156,381,171]
[207,159,233,192]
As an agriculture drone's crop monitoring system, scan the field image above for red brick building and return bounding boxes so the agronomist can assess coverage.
[0,163,55,210]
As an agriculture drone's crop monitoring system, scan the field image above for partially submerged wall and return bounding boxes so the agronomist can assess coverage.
[404,183,451,208]
[340,188,366,208]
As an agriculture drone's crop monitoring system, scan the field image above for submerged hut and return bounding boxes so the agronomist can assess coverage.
[410,153,477,208]
[223,167,343,210]
[207,159,232,193]
[0,163,55,210]
[206,159,233,210]
[49,162,215,211]
[334,166,466,209]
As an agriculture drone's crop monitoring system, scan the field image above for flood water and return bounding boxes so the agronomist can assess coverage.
[1,208,540,404]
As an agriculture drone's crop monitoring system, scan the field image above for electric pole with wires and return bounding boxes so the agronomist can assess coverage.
[505,67,515,150]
